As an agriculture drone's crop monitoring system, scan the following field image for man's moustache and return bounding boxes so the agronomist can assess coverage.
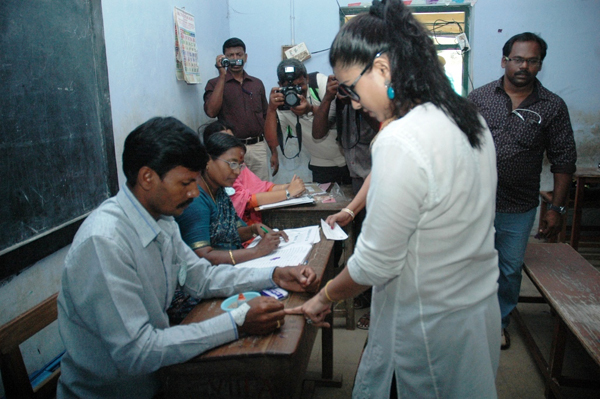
[515,71,531,77]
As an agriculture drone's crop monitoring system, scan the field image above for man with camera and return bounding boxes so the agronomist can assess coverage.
[264,59,349,184]
[204,38,275,180]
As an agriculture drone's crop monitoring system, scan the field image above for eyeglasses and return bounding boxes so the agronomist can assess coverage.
[338,50,388,102]
[218,158,245,171]
[504,57,542,67]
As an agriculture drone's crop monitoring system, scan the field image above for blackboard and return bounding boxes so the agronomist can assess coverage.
[0,0,117,280]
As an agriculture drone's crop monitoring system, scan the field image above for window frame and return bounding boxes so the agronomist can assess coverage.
[339,5,471,96]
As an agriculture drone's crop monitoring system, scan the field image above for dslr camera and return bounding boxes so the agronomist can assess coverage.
[220,58,244,68]
[278,66,302,108]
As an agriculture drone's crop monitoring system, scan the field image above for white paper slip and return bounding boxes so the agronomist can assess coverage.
[321,219,348,241]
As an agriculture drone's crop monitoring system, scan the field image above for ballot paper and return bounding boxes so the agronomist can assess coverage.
[320,219,348,241]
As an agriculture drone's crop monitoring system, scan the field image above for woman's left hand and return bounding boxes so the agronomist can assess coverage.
[285,291,332,328]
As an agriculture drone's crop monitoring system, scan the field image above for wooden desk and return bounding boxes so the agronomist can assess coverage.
[570,167,600,250]
[159,234,339,399]
[262,184,356,330]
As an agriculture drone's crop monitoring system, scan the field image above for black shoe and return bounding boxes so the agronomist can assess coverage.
[501,329,511,350]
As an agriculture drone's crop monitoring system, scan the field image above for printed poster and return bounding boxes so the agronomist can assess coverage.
[174,7,200,84]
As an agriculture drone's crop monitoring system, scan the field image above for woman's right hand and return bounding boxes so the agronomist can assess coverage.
[254,232,284,257]
[325,211,353,228]
[288,175,305,197]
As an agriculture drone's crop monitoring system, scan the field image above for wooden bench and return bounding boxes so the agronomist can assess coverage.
[514,243,600,398]
[0,293,60,399]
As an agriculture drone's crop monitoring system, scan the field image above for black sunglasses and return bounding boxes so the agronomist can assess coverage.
[338,50,388,102]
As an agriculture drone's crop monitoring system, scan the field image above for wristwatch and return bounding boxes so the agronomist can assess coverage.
[547,203,567,215]
[286,189,291,200]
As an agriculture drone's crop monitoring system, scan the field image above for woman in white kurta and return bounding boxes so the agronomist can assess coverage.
[286,1,501,398]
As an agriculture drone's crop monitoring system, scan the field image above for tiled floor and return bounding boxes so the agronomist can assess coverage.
[303,271,600,398]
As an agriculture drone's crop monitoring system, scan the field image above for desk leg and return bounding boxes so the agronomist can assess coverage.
[570,177,585,250]
[344,222,355,330]
[310,248,343,389]
[545,318,567,399]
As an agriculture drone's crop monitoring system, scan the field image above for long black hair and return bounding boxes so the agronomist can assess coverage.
[330,0,484,148]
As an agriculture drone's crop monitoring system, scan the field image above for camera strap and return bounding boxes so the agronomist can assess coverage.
[307,72,321,102]
[276,114,302,159]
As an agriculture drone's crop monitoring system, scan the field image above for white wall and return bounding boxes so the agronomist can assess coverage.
[2,0,599,394]
[103,0,230,186]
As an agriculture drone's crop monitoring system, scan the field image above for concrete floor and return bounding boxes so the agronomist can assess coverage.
[303,272,600,399]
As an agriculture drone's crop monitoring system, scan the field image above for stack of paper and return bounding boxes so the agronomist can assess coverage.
[254,196,315,211]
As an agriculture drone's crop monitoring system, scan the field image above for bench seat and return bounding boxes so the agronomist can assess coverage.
[515,243,600,398]
[0,293,60,399]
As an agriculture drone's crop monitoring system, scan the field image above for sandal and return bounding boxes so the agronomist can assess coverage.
[357,311,370,330]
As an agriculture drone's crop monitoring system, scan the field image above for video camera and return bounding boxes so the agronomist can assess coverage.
[278,66,302,108]
[220,58,244,68]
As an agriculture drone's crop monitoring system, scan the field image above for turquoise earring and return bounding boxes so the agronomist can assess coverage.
[387,86,395,100]
[384,80,396,100]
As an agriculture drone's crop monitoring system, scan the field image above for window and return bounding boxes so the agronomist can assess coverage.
[339,5,471,96]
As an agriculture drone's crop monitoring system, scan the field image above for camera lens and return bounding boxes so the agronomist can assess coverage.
[221,58,230,67]
[284,91,300,107]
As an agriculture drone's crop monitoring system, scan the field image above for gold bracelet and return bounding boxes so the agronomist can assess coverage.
[324,280,334,303]
[341,208,355,220]
[228,250,236,265]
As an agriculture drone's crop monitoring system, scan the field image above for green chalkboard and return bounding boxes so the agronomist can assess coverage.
[0,0,117,280]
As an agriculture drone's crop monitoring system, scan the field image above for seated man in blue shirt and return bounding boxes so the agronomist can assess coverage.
[56,117,319,399]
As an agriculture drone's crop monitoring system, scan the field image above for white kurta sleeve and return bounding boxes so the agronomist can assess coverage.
[347,131,429,286]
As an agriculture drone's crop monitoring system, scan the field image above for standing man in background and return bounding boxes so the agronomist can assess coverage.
[204,38,277,179]
[469,32,576,350]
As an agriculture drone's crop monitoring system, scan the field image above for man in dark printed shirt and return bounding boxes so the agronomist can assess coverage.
[469,32,576,350]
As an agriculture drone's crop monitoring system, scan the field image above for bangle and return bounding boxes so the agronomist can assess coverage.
[341,208,355,220]
[228,250,236,265]
[324,280,334,303]
[286,189,291,200]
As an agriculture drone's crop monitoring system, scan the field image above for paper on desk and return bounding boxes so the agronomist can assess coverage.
[247,226,321,249]
[321,219,348,241]
[236,243,314,269]
[238,226,321,269]
[254,196,315,211]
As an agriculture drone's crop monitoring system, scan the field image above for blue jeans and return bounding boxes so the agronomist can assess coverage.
[494,208,537,329]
